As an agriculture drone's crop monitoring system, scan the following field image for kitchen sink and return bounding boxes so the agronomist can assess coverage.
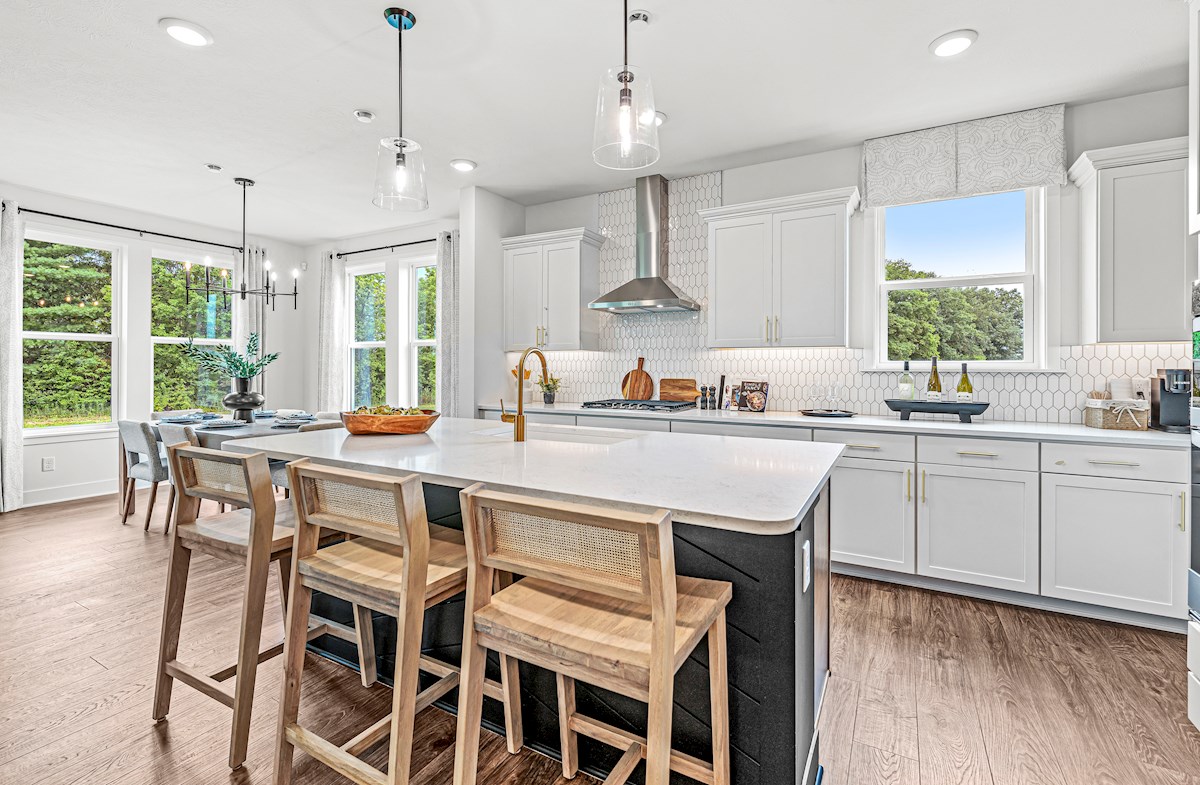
[471,424,641,445]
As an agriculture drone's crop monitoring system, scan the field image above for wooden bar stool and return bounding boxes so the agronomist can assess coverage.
[454,486,733,785]
[153,445,371,769]
[273,460,520,785]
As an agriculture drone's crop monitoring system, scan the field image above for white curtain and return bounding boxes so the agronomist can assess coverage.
[863,104,1065,208]
[316,251,347,412]
[233,245,268,398]
[435,231,460,417]
[0,201,25,512]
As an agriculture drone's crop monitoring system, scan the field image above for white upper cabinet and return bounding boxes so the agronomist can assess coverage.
[501,228,603,352]
[1069,138,1196,343]
[700,187,858,348]
[1189,1,1200,234]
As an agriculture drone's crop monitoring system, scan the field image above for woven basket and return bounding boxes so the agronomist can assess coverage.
[1083,400,1149,431]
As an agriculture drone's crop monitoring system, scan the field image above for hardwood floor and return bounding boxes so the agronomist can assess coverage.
[2,493,1198,784]
[820,574,1200,785]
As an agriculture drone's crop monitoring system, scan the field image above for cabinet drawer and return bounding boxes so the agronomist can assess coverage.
[919,437,1038,472]
[575,415,670,432]
[1190,620,1200,675]
[526,412,576,426]
[813,430,914,462]
[1041,442,1188,483]
[670,421,812,441]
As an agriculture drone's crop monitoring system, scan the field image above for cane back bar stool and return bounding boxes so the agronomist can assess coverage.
[273,460,521,785]
[153,445,371,769]
[453,486,733,785]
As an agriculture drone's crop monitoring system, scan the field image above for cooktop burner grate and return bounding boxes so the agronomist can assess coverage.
[581,399,697,411]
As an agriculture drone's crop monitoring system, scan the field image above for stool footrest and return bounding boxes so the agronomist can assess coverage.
[603,742,644,785]
[207,623,327,683]
[285,722,387,785]
[569,713,716,785]
[165,660,234,708]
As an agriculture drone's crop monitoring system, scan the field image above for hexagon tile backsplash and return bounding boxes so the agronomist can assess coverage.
[508,171,1189,424]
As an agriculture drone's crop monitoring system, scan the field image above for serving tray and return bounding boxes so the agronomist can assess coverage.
[884,399,990,423]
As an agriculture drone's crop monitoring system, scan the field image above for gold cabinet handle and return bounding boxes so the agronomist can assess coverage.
[921,470,926,504]
[765,315,771,343]
[1087,459,1141,467]
[541,326,548,346]
[957,450,999,458]
[906,469,911,502]
[775,316,780,342]
[535,326,542,346]
[1181,491,1187,532]
[846,444,882,450]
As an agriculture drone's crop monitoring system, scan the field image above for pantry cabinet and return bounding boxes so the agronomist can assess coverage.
[1042,473,1189,617]
[1069,138,1195,343]
[501,228,604,352]
[699,188,858,349]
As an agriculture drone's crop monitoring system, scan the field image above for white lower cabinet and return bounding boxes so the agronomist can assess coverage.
[917,463,1040,594]
[829,457,915,573]
[1041,474,1189,617]
[1190,672,1200,732]
[575,415,671,432]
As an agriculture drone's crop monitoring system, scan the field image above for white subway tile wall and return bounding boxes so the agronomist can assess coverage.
[512,172,1189,424]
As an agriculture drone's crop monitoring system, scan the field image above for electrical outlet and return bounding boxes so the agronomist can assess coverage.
[1131,377,1152,400]
[40,456,55,472]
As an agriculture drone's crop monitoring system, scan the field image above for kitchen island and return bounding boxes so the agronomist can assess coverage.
[225,416,843,785]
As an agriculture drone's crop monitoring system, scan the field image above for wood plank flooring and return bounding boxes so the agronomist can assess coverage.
[2,493,1198,784]
[820,574,1200,785]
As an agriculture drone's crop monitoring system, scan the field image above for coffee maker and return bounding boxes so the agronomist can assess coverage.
[1151,368,1192,432]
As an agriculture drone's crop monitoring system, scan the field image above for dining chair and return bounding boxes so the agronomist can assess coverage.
[157,422,202,533]
[314,411,342,420]
[117,420,170,531]
[269,420,345,492]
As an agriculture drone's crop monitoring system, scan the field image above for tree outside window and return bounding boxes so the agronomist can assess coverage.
[151,256,234,412]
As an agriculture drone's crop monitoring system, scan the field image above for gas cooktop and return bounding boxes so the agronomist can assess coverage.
[581,399,696,412]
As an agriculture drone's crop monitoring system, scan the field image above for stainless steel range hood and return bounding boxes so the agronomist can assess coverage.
[588,174,700,313]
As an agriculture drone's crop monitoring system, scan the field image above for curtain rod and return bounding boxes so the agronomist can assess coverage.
[8,205,245,252]
[335,235,448,259]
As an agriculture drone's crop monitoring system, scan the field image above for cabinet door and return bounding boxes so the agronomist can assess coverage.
[503,246,544,351]
[1098,159,1194,342]
[542,240,581,351]
[773,207,847,347]
[575,415,671,432]
[829,457,915,574]
[707,215,772,347]
[917,464,1039,594]
[1042,474,1189,617]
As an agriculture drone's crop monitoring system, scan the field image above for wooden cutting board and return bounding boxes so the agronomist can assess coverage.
[621,357,654,400]
[660,378,702,402]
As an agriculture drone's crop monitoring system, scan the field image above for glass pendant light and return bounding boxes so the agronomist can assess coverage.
[373,8,428,210]
[592,0,660,170]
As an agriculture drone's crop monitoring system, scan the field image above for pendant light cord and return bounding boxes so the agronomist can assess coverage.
[397,13,404,141]
[623,0,629,71]
[241,180,247,283]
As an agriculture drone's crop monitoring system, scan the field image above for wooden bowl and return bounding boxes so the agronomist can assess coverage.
[340,410,440,435]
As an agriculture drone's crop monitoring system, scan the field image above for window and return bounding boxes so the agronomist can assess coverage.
[151,254,235,412]
[877,189,1040,367]
[22,237,117,429]
[346,255,437,410]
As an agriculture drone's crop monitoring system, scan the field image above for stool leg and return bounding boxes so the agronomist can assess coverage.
[164,485,176,535]
[143,482,159,531]
[274,576,313,785]
[500,654,523,754]
[352,604,378,687]
[228,543,272,768]
[276,555,291,614]
[645,656,675,785]
[385,589,425,785]
[453,637,489,785]
[556,674,579,778]
[708,609,730,785]
[152,537,192,721]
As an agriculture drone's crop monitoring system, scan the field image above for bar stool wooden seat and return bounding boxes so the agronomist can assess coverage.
[153,445,371,770]
[273,460,520,785]
[454,486,733,785]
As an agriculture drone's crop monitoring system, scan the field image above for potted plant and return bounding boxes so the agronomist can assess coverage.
[535,373,562,405]
[181,333,279,421]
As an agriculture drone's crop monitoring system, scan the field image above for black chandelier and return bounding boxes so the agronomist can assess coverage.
[183,177,298,310]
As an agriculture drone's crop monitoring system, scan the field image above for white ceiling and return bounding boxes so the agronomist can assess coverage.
[0,0,1188,244]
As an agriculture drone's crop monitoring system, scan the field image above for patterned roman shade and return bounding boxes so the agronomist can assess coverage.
[862,105,1065,208]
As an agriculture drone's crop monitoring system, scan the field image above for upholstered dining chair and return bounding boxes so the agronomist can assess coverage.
[117,420,170,531]
[269,420,346,491]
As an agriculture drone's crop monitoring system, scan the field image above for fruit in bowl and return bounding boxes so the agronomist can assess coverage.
[340,406,440,435]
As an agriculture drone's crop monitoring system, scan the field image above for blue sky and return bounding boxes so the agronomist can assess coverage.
[885,190,1026,278]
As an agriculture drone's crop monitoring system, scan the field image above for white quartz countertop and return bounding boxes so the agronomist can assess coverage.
[478,402,1191,450]
[223,416,844,535]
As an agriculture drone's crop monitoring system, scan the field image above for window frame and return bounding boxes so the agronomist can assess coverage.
[20,227,122,433]
[148,248,237,412]
[873,187,1046,371]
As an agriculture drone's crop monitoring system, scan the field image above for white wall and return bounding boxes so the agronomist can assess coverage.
[1,180,310,506]
[525,194,599,235]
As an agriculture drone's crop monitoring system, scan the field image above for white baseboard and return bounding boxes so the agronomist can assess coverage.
[22,479,119,508]
[833,562,1188,634]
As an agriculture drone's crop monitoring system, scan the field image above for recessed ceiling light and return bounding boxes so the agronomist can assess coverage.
[205,163,222,172]
[654,111,667,127]
[159,18,214,47]
[930,29,977,58]
[450,159,477,172]
[353,110,376,123]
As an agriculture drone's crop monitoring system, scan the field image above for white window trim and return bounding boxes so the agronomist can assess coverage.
[869,187,1050,372]
[21,228,123,435]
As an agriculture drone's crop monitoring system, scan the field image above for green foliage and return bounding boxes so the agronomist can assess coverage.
[885,259,1024,362]
[534,374,561,393]
[181,333,278,379]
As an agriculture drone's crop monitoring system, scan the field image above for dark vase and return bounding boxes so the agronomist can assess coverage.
[543,392,556,405]
[223,377,265,422]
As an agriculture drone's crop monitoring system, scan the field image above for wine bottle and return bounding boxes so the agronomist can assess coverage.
[956,363,974,403]
[898,361,915,400]
[926,357,943,401]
